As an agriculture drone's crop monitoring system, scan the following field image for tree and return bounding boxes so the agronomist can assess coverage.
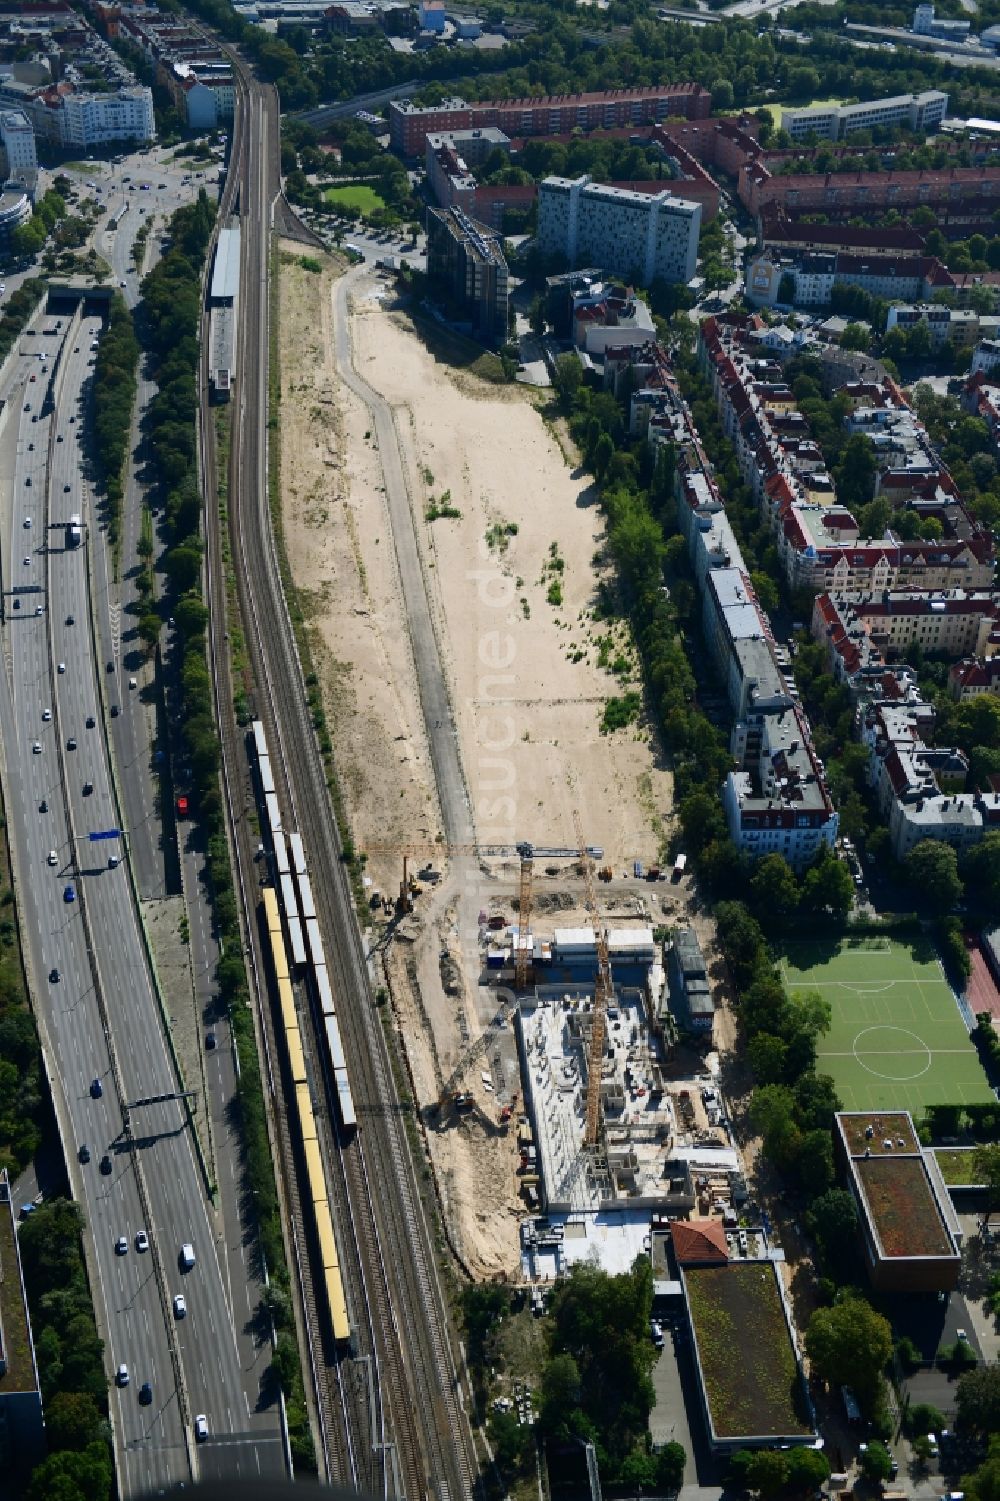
[909,1402,945,1436]
[749,854,800,929]
[861,1441,893,1483]
[964,834,1000,915]
[809,1188,859,1275]
[800,845,854,924]
[745,1449,790,1496]
[956,1362,1000,1436]
[26,1442,112,1501]
[840,322,872,353]
[658,1440,686,1491]
[972,1147,1000,1213]
[711,78,735,111]
[836,433,877,510]
[552,352,582,403]
[538,1352,583,1442]
[44,1391,105,1452]
[965,1435,1000,1501]
[805,1295,893,1411]
[904,840,963,910]
[785,1447,831,1493]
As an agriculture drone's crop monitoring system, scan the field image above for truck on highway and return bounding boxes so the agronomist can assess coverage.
[66,514,82,547]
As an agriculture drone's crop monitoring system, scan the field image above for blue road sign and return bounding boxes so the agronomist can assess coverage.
[88,829,120,841]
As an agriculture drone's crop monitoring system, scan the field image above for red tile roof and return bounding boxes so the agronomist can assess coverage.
[671,1218,730,1265]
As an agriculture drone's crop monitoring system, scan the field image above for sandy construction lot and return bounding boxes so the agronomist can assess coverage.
[349,298,673,871]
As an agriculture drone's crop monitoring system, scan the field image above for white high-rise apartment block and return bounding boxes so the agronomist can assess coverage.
[59,86,155,148]
[0,110,36,182]
[537,174,701,287]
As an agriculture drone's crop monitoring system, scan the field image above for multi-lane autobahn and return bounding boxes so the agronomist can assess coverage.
[1,296,282,1492]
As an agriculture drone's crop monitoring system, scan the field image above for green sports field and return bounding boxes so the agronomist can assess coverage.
[323,184,386,215]
[779,935,994,1116]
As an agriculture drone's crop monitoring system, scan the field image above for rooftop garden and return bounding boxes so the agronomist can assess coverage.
[856,1156,953,1258]
[685,1263,812,1441]
[840,1111,918,1157]
[934,1148,984,1186]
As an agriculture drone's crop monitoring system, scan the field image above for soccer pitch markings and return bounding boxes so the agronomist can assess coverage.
[778,936,995,1113]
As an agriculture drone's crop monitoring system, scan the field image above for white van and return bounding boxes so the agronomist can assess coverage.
[179,1242,195,1270]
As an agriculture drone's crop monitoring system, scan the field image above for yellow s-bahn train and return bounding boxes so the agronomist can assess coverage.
[261,886,350,1344]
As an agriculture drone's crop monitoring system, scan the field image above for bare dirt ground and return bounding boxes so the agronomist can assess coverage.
[276,252,721,1276]
[276,247,440,872]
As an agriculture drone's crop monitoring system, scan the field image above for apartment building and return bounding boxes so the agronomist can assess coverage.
[861,698,1000,856]
[949,656,1000,698]
[781,90,948,143]
[537,174,700,287]
[389,84,712,156]
[0,110,36,184]
[0,79,154,147]
[426,205,509,342]
[747,248,954,308]
[812,590,1000,691]
[886,303,992,346]
[971,339,1000,376]
[666,394,837,870]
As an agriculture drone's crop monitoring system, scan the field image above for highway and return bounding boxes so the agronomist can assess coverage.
[2,302,279,1493]
[203,60,478,1498]
[1,314,185,1497]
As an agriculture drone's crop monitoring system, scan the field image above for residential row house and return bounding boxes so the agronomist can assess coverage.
[613,343,839,870]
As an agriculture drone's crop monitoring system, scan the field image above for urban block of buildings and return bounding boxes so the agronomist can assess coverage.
[835,1113,962,1290]
[389,83,712,155]
[425,118,721,233]
[537,174,701,287]
[0,5,154,148]
[781,90,948,143]
[861,696,1000,856]
[426,204,509,342]
[116,7,235,128]
[813,589,1000,694]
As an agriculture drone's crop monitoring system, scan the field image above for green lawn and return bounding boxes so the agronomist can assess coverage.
[323,183,386,215]
[763,97,844,128]
[779,935,994,1116]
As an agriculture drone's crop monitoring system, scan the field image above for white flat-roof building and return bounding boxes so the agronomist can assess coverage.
[537,174,701,287]
[782,90,948,143]
[0,109,36,184]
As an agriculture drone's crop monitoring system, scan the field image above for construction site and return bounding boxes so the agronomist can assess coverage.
[276,251,731,1277]
[377,831,744,1282]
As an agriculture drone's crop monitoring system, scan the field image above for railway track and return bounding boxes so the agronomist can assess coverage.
[198,66,358,1487]
[198,58,478,1501]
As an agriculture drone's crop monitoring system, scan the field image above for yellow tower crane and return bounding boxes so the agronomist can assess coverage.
[572,810,613,1150]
